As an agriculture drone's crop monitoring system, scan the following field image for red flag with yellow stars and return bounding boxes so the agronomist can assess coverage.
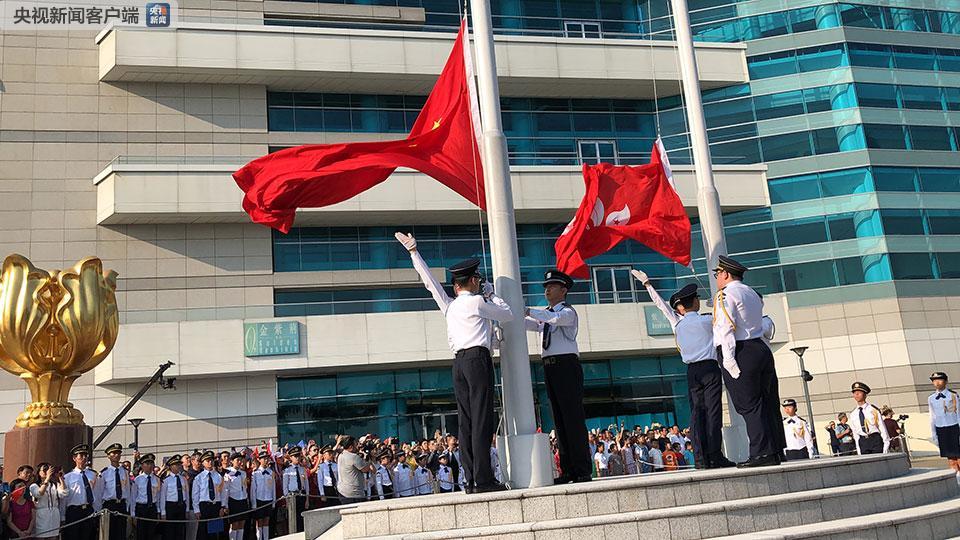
[233,21,485,233]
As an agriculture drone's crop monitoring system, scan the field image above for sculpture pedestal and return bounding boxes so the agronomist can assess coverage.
[4,424,91,482]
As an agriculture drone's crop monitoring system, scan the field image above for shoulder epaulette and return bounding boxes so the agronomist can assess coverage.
[100,467,108,473]
[870,404,882,413]
[950,389,959,396]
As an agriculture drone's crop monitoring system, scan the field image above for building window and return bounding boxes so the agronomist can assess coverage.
[889,253,936,279]
[563,20,601,38]
[577,140,618,164]
[592,265,643,304]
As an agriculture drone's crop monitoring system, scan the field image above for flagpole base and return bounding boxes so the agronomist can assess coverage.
[498,432,553,489]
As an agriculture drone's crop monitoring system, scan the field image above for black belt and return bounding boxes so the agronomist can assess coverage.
[68,504,92,510]
[455,345,489,356]
[542,353,578,365]
[686,358,716,365]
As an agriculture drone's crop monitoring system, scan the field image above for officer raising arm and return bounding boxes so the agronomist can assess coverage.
[524,270,592,484]
[632,270,734,470]
[396,232,512,494]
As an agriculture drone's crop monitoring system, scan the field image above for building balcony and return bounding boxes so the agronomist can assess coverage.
[94,157,769,225]
[95,295,789,384]
[96,23,749,99]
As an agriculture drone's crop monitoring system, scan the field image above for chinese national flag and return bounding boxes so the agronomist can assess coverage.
[233,21,485,233]
[554,140,691,278]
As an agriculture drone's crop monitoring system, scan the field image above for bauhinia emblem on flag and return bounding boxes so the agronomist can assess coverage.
[554,140,692,278]
[233,21,484,233]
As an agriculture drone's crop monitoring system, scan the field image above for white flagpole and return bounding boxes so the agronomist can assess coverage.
[671,0,747,463]
[467,0,553,488]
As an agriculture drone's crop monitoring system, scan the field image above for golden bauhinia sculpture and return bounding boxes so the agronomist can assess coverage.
[0,255,119,428]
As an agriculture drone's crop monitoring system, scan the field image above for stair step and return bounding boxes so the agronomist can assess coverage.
[714,496,960,540]
[352,468,956,540]
[338,454,909,538]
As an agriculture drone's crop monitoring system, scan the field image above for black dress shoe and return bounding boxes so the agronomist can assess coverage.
[737,454,779,468]
[572,475,592,483]
[708,456,736,469]
[553,475,572,485]
[464,484,476,494]
[475,483,508,493]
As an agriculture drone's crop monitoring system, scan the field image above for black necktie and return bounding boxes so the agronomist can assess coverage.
[330,464,337,488]
[115,468,122,500]
[542,306,555,349]
[859,407,868,434]
[937,393,946,399]
[207,473,215,501]
[787,419,795,424]
[81,472,93,505]
[262,470,270,476]
[295,467,303,492]
[146,476,153,504]
[176,475,183,504]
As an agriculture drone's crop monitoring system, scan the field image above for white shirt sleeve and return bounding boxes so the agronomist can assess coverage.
[409,250,453,314]
[524,316,542,332]
[761,316,775,342]
[929,394,938,445]
[527,306,577,327]
[644,283,680,328]
[713,289,739,378]
[191,473,201,514]
[476,294,513,323]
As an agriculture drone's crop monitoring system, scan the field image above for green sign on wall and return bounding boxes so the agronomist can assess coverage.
[244,321,300,357]
[643,306,674,336]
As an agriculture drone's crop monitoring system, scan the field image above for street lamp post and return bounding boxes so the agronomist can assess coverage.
[128,418,145,450]
[790,346,817,454]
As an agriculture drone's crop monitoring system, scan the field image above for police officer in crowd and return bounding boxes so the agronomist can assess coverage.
[249,450,276,540]
[781,399,814,460]
[316,445,338,506]
[928,372,960,484]
[282,446,309,532]
[224,452,249,540]
[397,232,512,493]
[525,269,592,483]
[712,255,785,468]
[98,443,131,540]
[63,444,100,540]
[159,455,189,540]
[634,271,734,469]
[132,454,161,540]
[849,382,890,454]
[376,451,394,499]
[192,450,227,540]
[393,450,415,497]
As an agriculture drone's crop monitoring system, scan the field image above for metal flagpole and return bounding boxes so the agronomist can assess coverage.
[467,0,553,488]
[670,0,748,463]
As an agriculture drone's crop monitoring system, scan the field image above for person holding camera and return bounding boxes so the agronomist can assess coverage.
[336,437,376,505]
[30,463,63,539]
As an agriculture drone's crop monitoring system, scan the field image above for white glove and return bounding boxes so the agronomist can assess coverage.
[630,269,649,284]
[724,361,741,379]
[482,281,494,297]
[394,232,417,251]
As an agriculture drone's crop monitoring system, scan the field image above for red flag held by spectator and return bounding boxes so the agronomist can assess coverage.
[554,141,691,278]
[233,21,484,233]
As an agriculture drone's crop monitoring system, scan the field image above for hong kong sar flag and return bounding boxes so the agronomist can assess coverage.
[554,140,692,278]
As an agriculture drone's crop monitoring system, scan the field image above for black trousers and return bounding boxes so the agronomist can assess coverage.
[135,503,158,540]
[543,354,592,479]
[64,504,98,540]
[163,502,186,540]
[452,346,497,488]
[838,441,856,456]
[322,485,339,506]
[720,338,785,459]
[197,501,222,540]
[858,432,884,454]
[687,360,724,466]
[784,448,810,461]
[381,485,394,498]
[102,499,128,540]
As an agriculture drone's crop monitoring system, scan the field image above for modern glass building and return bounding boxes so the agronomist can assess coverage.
[0,0,955,460]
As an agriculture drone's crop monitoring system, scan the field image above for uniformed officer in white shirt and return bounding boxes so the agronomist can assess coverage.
[928,372,960,484]
[525,269,592,484]
[98,442,131,540]
[397,232,513,493]
[781,399,814,460]
[282,446,309,532]
[413,454,434,495]
[159,455,189,540]
[376,452,394,499]
[63,443,100,540]
[393,451,415,497]
[132,454,161,540]
[224,452,250,540]
[849,381,890,454]
[712,255,785,467]
[634,271,735,470]
[192,450,227,540]
[316,445,339,506]
[248,451,276,540]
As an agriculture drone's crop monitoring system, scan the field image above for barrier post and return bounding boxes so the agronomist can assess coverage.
[286,493,297,533]
[99,511,111,540]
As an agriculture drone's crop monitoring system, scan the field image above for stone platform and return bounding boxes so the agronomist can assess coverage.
[304,453,960,540]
